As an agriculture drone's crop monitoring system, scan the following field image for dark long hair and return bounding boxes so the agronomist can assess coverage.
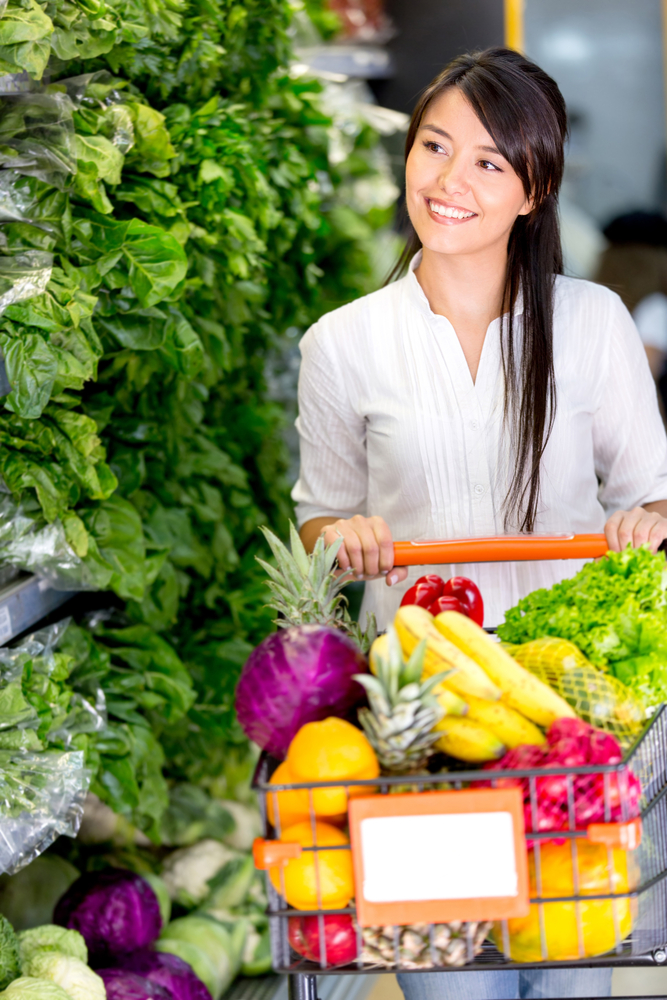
[392,47,567,532]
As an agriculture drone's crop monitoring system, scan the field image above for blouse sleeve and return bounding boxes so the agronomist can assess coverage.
[291,322,368,527]
[594,291,667,512]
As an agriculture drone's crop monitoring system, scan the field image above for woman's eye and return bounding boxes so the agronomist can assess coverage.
[422,140,445,154]
[479,159,501,172]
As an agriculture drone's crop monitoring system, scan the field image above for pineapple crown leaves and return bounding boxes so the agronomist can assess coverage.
[255,522,377,652]
[354,628,451,718]
[256,522,351,622]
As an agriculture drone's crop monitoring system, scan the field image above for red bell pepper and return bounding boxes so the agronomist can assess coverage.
[399,574,444,609]
[442,576,484,626]
[428,594,465,616]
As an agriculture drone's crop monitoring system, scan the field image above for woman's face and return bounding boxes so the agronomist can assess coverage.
[405,87,532,259]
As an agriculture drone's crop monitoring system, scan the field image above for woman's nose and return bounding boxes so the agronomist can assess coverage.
[438,155,469,196]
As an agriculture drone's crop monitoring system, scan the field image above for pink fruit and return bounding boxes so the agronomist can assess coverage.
[544,737,589,768]
[535,774,569,804]
[587,730,623,765]
[547,718,594,744]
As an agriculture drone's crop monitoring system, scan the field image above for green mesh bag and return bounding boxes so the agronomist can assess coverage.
[502,637,646,747]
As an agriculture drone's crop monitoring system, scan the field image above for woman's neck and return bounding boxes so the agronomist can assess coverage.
[414,244,508,382]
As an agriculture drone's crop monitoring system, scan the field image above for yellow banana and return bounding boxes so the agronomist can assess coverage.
[465,695,545,748]
[394,605,502,702]
[433,611,577,728]
[433,682,468,717]
[369,633,389,675]
[433,716,506,762]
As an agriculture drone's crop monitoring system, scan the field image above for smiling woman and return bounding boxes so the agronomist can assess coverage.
[294,47,667,647]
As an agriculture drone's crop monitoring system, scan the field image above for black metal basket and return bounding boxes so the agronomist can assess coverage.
[253,705,667,977]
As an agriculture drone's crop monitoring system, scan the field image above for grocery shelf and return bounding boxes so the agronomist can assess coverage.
[294,45,394,79]
[223,974,377,1000]
[0,572,78,646]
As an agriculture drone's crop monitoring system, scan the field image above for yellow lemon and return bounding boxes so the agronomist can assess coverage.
[287,717,379,817]
[269,820,354,910]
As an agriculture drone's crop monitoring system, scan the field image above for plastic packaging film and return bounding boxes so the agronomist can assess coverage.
[0,748,90,875]
[0,619,106,874]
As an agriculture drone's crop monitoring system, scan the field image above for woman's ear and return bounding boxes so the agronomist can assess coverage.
[517,192,535,217]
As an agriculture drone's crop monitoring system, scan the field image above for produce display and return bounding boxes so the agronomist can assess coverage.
[0,0,404,995]
[238,532,667,972]
[0,0,665,982]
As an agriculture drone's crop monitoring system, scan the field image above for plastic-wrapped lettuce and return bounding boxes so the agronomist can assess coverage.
[21,952,105,1000]
[0,978,72,999]
[0,750,90,876]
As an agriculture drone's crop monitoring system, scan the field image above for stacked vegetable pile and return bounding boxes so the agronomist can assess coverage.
[236,530,654,969]
[0,0,398,826]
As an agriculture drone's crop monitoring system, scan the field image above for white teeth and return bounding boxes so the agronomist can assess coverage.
[429,200,474,220]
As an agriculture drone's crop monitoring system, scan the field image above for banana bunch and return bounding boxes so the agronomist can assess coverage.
[392,606,576,763]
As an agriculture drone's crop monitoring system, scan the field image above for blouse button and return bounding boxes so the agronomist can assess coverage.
[473,484,484,496]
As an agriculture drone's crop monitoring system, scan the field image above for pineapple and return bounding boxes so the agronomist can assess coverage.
[354,629,449,773]
[257,523,377,652]
[361,921,491,969]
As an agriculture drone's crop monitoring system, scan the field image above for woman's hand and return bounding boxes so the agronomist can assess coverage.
[317,515,409,587]
[605,505,667,554]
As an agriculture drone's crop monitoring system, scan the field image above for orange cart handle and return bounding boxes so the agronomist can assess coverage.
[392,533,608,566]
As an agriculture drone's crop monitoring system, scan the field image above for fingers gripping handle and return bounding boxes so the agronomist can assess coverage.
[392,533,609,566]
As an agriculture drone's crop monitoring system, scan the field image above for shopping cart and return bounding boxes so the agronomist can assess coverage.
[252,535,667,1000]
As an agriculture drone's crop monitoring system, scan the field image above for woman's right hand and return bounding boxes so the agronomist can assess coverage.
[318,515,409,587]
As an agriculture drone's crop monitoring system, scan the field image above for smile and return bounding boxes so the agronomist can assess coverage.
[427,198,476,221]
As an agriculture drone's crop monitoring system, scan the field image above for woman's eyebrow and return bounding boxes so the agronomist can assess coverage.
[419,123,501,156]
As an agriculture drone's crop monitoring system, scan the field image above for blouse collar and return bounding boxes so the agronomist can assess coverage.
[406,248,525,320]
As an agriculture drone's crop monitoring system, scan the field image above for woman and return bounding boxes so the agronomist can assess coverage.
[292,48,667,998]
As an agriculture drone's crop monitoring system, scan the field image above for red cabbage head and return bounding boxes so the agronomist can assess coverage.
[54,870,162,959]
[235,625,367,759]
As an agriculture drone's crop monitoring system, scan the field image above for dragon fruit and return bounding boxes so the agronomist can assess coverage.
[484,718,641,843]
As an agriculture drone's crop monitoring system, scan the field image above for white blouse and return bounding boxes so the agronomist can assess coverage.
[292,254,667,629]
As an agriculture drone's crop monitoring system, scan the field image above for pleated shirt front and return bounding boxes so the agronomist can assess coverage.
[292,255,667,628]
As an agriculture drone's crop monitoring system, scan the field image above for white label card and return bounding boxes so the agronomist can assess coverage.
[360,811,518,903]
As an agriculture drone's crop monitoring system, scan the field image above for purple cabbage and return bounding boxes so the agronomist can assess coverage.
[235,624,367,759]
[54,869,162,959]
[121,951,213,1000]
[99,969,174,999]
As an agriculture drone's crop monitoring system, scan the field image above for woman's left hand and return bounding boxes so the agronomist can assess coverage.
[605,505,667,554]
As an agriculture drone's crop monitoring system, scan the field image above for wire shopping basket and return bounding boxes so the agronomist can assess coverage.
[251,535,667,992]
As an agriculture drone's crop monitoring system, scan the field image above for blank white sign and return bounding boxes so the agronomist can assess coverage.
[360,811,518,903]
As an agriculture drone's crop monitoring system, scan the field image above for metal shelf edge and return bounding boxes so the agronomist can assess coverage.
[0,573,78,645]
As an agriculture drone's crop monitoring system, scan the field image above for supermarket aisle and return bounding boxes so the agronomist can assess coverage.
[365,968,667,999]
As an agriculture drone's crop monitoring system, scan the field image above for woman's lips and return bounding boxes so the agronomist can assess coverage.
[425,197,477,225]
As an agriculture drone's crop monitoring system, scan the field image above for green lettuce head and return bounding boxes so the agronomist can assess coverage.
[0,915,20,990]
[0,978,71,999]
